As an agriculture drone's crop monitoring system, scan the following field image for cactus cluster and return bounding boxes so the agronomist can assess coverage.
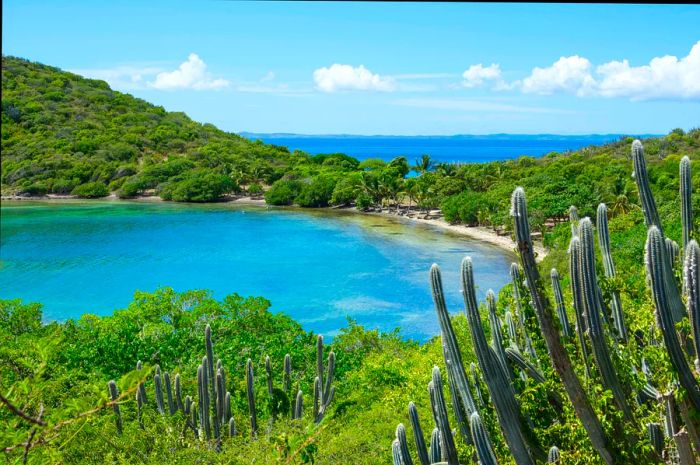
[107,324,336,451]
[393,142,698,464]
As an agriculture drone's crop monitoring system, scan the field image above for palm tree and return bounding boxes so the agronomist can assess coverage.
[413,154,434,175]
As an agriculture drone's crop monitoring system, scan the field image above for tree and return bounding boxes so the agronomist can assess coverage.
[412,154,434,175]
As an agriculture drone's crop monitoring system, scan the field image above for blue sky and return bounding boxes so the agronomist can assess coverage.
[3,1,699,135]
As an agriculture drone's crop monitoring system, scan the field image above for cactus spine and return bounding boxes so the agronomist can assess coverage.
[429,366,459,465]
[577,218,632,420]
[293,390,303,420]
[246,358,257,437]
[550,268,572,338]
[686,241,700,373]
[107,380,122,435]
[596,203,628,342]
[154,370,165,415]
[470,412,499,465]
[164,372,175,415]
[547,446,561,464]
[395,423,414,465]
[462,256,539,465]
[646,226,700,410]
[681,156,692,250]
[429,427,442,464]
[429,263,477,443]
[408,401,430,465]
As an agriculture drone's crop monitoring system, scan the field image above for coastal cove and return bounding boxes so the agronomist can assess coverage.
[0,199,517,341]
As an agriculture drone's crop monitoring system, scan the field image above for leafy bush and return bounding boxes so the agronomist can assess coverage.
[158,171,237,202]
[71,181,109,198]
[295,176,337,207]
[264,179,302,206]
[247,183,263,196]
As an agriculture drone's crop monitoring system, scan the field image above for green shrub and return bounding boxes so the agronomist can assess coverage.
[295,176,337,207]
[264,179,302,206]
[248,183,263,196]
[71,181,109,198]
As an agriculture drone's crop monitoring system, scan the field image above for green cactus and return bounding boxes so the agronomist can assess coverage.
[228,417,236,437]
[487,289,509,375]
[568,236,592,380]
[550,268,572,338]
[246,358,257,437]
[645,226,700,410]
[293,390,303,420]
[680,156,693,250]
[646,422,664,457]
[224,391,231,426]
[197,361,211,440]
[136,382,144,430]
[392,439,402,465]
[470,412,499,465]
[428,366,459,465]
[429,263,477,443]
[686,241,700,373]
[429,427,442,464]
[596,203,628,342]
[547,446,560,464]
[265,356,274,397]
[395,423,414,465]
[154,372,165,415]
[215,368,224,433]
[107,380,122,435]
[164,372,175,415]
[136,360,147,404]
[569,205,580,238]
[510,262,526,324]
[505,346,545,383]
[576,219,633,420]
[314,335,335,423]
[174,373,183,412]
[407,401,430,465]
[462,256,541,464]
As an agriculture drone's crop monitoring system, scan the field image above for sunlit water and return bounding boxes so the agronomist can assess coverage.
[0,201,514,341]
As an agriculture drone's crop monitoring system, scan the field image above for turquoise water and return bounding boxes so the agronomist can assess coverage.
[0,201,514,341]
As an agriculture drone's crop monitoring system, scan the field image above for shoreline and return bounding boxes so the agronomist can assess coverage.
[1,194,547,259]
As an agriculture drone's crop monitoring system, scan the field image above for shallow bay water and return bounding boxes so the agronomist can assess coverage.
[0,200,514,341]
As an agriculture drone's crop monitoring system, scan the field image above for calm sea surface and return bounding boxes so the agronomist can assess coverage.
[243,134,631,163]
[0,201,514,341]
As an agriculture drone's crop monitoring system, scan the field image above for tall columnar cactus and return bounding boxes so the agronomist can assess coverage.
[505,346,545,383]
[174,373,183,412]
[205,325,215,386]
[632,140,687,323]
[154,371,165,415]
[568,235,592,381]
[462,256,541,465]
[136,360,147,404]
[645,226,700,410]
[107,380,122,435]
[667,238,680,269]
[470,412,499,465]
[408,401,430,465]
[215,368,225,433]
[265,356,274,398]
[429,263,477,443]
[632,140,663,233]
[550,268,572,338]
[647,422,664,457]
[577,218,633,420]
[487,289,509,374]
[293,390,303,420]
[283,354,292,393]
[596,203,628,342]
[246,358,257,436]
[510,262,525,323]
[164,372,175,415]
[395,423,414,465]
[686,241,700,373]
[680,156,693,250]
[428,366,459,465]
[314,335,336,423]
[228,417,236,437]
[511,187,616,465]
[470,362,485,408]
[547,446,561,464]
[569,205,580,238]
[391,439,402,465]
[224,391,231,426]
[198,360,211,439]
[429,427,442,464]
[136,382,144,429]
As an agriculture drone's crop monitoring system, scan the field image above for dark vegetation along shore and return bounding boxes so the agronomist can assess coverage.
[2,55,700,464]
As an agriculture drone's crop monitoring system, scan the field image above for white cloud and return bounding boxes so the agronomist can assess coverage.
[150,53,229,90]
[516,41,700,100]
[521,55,596,96]
[462,63,503,88]
[260,71,275,82]
[313,64,395,92]
[595,42,700,100]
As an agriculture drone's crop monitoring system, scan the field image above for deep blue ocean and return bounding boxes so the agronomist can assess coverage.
[241,133,640,163]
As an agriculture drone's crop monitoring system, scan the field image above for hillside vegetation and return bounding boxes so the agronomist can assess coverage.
[1,56,700,464]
